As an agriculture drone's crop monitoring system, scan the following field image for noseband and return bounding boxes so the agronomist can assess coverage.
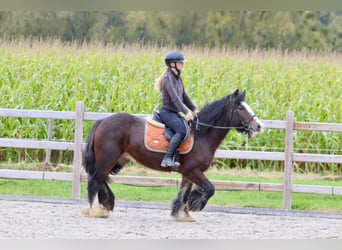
[232,109,256,131]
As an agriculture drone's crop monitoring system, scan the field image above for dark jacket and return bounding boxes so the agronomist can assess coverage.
[161,68,197,115]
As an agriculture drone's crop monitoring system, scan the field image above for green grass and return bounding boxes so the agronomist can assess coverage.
[0,166,341,212]
[0,180,341,212]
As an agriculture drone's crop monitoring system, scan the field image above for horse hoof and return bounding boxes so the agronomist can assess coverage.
[175,216,196,222]
[89,207,110,218]
[174,213,196,222]
[83,205,110,218]
[81,206,91,216]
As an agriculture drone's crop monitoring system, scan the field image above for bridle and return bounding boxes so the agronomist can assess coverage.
[233,109,257,131]
[193,100,256,133]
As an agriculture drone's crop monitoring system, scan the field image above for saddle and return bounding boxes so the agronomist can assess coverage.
[144,110,194,154]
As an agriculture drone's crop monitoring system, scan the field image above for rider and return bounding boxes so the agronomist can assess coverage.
[155,50,199,169]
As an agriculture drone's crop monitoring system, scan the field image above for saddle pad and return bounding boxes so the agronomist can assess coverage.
[144,117,194,154]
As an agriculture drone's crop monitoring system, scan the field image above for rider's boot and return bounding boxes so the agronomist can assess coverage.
[161,133,182,170]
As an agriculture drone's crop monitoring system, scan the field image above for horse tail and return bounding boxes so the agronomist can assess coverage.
[84,119,103,175]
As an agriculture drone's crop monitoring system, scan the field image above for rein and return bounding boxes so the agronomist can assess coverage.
[193,119,244,130]
[193,103,256,131]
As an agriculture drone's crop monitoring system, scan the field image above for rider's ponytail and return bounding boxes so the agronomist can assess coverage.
[155,69,167,92]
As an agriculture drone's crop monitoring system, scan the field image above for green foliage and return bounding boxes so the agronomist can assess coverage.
[0,40,341,174]
[0,179,340,212]
[2,11,342,52]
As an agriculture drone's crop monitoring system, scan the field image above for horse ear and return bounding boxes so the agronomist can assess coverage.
[241,90,246,99]
[234,89,246,104]
[233,89,240,97]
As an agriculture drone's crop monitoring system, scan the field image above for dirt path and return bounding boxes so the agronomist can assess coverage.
[0,198,341,239]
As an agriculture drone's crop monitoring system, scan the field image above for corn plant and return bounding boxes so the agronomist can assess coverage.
[0,39,341,174]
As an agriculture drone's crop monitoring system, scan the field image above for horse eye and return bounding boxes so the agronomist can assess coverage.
[238,106,245,110]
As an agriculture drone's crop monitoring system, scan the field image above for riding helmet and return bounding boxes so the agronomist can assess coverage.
[164,50,186,66]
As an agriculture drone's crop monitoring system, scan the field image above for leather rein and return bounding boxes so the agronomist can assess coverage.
[192,101,256,131]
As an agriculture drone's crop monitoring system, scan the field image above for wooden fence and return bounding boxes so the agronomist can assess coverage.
[0,101,341,210]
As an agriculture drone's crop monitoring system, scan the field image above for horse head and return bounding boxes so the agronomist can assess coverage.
[230,89,264,140]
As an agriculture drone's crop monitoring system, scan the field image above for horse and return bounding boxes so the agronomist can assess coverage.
[82,89,264,221]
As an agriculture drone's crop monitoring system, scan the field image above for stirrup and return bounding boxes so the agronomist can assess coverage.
[173,152,180,170]
[161,155,173,168]
[172,162,180,172]
[160,155,180,171]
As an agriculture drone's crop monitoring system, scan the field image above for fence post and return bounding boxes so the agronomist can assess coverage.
[72,101,84,199]
[283,110,294,210]
[44,118,54,166]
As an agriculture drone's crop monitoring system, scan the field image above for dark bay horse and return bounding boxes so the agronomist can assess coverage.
[82,89,264,221]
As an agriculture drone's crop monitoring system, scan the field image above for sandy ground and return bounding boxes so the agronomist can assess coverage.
[0,198,341,239]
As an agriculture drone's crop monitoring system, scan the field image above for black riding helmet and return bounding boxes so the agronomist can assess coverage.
[164,50,186,66]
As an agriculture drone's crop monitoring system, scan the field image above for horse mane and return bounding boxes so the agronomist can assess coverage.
[194,94,231,135]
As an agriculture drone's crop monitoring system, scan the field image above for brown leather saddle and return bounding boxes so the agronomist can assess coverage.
[144,110,194,154]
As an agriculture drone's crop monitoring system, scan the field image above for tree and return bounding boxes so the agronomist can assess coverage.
[204,12,234,47]
[1,11,342,52]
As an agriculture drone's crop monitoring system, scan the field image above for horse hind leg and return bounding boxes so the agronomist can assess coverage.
[83,153,129,217]
[110,163,123,175]
[98,182,115,211]
[171,178,196,222]
[82,172,113,218]
[82,195,110,218]
[109,153,132,175]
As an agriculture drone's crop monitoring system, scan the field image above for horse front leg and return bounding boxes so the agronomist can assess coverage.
[186,169,215,212]
[171,176,196,222]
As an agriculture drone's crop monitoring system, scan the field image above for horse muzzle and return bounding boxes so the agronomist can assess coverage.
[246,117,264,140]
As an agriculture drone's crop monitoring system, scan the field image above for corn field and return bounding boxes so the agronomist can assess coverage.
[0,39,341,174]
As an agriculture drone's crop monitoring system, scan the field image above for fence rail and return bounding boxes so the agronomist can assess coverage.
[0,102,342,210]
